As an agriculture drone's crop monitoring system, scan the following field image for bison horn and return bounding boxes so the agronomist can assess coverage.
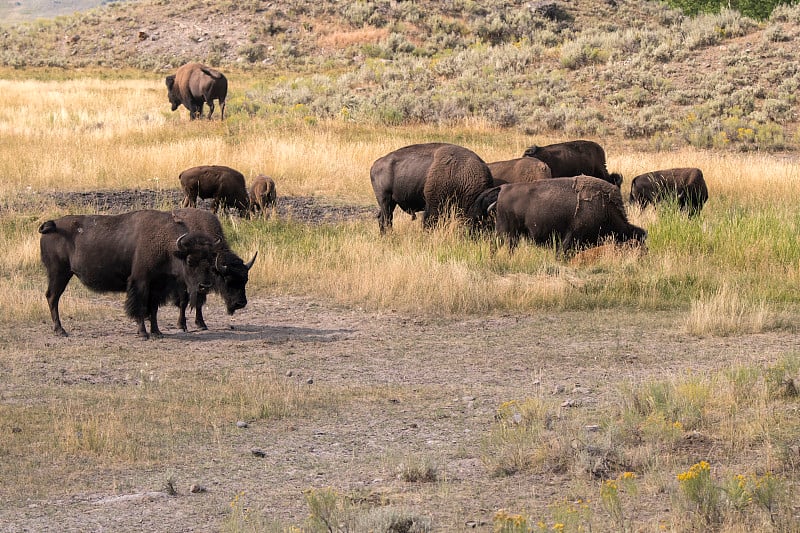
[176,233,189,250]
[245,251,258,270]
[215,254,228,274]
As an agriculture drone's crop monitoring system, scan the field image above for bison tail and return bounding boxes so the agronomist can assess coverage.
[200,67,223,79]
[38,220,57,234]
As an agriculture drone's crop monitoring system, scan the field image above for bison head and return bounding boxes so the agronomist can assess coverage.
[165,74,181,111]
[174,232,221,307]
[213,251,257,314]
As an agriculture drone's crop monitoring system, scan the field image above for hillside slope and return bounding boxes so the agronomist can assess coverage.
[2,0,800,150]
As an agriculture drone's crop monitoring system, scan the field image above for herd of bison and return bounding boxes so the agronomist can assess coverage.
[36,63,709,339]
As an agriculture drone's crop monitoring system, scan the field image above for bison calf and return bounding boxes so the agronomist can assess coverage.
[473,176,646,253]
[179,165,250,217]
[629,167,708,216]
[165,62,228,120]
[248,174,277,219]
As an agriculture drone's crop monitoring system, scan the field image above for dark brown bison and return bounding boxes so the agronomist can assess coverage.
[248,174,277,219]
[370,142,493,233]
[165,62,228,120]
[488,157,552,185]
[471,176,646,252]
[38,210,222,338]
[522,140,622,187]
[629,167,708,216]
[179,165,249,217]
[169,209,257,331]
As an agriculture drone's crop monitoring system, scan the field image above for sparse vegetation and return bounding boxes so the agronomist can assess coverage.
[2,0,800,531]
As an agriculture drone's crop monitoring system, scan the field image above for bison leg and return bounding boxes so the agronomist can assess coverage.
[207,101,215,120]
[194,294,208,331]
[377,201,396,234]
[125,280,151,339]
[45,270,73,337]
[219,101,226,121]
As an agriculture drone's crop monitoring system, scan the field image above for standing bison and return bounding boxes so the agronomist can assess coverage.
[523,140,622,187]
[179,165,249,217]
[629,167,708,216]
[38,210,221,338]
[471,176,646,252]
[248,174,277,219]
[165,62,228,120]
[370,142,493,233]
[488,157,552,186]
[170,208,257,331]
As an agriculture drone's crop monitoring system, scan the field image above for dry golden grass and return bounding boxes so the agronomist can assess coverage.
[2,74,800,329]
[316,26,390,49]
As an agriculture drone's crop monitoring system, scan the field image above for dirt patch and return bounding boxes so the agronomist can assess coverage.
[1,292,797,531]
[33,188,376,224]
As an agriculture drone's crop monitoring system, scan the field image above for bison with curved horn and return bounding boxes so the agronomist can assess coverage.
[370,142,493,233]
[38,210,222,338]
[170,208,257,332]
[471,176,646,253]
[522,140,622,187]
[165,62,228,120]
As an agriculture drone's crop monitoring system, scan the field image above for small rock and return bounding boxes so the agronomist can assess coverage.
[553,384,566,394]
[306,378,314,385]
[585,425,601,432]
[286,370,293,377]
[189,484,206,493]
[236,420,249,429]
[251,448,267,458]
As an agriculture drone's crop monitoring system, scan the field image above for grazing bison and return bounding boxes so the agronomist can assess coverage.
[248,174,277,219]
[471,176,646,252]
[38,210,222,338]
[629,167,708,216]
[488,157,552,185]
[370,142,493,233]
[179,165,249,217]
[165,62,228,120]
[522,140,622,187]
[170,208,257,331]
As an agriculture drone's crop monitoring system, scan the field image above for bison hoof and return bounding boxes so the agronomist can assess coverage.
[54,328,68,337]
[197,324,208,331]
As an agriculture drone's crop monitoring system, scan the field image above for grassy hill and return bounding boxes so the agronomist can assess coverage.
[2,0,800,151]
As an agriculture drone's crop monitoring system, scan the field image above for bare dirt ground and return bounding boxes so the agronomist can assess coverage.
[3,293,799,531]
[2,190,799,531]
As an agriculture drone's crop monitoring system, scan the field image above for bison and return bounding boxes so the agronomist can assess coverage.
[488,157,552,186]
[38,210,222,338]
[471,176,646,252]
[170,208,257,331]
[248,174,277,219]
[522,140,622,187]
[165,62,228,120]
[179,165,250,217]
[629,167,708,216]
[370,142,493,233]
